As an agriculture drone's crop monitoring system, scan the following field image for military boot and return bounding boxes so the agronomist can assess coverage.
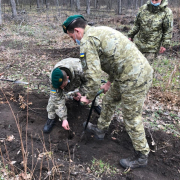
[43,118,56,133]
[83,122,105,140]
[120,151,148,169]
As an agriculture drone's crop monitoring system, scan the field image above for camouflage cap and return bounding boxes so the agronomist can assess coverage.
[51,68,63,88]
[62,15,85,33]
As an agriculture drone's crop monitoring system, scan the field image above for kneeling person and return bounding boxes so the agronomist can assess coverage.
[43,58,86,133]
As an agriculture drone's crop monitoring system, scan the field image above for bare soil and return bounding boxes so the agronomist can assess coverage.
[0,84,180,180]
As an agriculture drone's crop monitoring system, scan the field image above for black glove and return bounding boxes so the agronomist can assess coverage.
[94,105,101,115]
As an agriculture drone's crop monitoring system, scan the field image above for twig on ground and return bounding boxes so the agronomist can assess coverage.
[167,64,177,87]
[67,140,71,180]
[73,143,78,161]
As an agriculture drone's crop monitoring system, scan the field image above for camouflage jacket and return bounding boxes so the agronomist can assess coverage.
[128,0,173,53]
[49,58,86,120]
[80,25,152,100]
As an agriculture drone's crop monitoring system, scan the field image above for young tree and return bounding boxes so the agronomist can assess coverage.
[76,0,80,11]
[37,0,40,8]
[178,0,180,29]
[10,0,17,18]
[94,0,97,8]
[0,0,2,25]
[45,0,49,9]
[118,0,122,15]
[70,0,73,9]
[86,0,90,15]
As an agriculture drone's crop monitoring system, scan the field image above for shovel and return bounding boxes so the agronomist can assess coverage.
[0,79,29,85]
[80,89,104,141]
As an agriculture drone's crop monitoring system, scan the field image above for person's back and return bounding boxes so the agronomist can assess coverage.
[54,58,85,91]
[44,58,86,133]
[81,25,152,90]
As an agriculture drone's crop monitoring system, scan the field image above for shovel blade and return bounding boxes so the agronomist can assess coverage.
[14,80,29,85]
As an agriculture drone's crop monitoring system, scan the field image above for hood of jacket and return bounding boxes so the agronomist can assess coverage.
[147,0,168,12]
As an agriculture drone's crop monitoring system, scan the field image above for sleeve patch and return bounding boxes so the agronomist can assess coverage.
[80,53,88,70]
[80,53,85,57]
[51,90,56,93]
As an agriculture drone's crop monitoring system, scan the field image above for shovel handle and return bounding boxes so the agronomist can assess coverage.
[80,89,104,106]
[96,89,104,96]
[0,79,14,82]
[84,89,104,130]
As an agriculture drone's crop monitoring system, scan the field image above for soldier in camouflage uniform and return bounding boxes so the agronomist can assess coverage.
[62,15,153,169]
[128,0,173,65]
[43,58,87,133]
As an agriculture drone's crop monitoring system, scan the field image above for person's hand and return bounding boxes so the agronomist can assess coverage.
[73,92,81,101]
[159,47,166,54]
[62,119,70,130]
[101,81,111,94]
[80,96,91,105]
[129,38,133,42]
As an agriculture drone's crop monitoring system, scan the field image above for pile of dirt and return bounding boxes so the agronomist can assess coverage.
[0,85,180,179]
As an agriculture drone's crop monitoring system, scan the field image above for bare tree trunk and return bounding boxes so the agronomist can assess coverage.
[45,0,49,9]
[140,0,143,6]
[94,0,97,8]
[37,0,40,8]
[56,0,60,16]
[70,0,73,9]
[10,0,17,18]
[107,0,112,10]
[178,0,180,29]
[0,0,2,25]
[76,0,80,11]
[118,0,122,15]
[30,0,32,9]
[16,0,19,6]
[135,0,138,9]
[86,0,90,15]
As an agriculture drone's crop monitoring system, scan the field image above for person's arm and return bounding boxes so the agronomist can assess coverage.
[128,10,141,40]
[49,87,69,130]
[161,8,173,49]
[80,37,102,101]
[100,81,111,94]
[62,119,70,130]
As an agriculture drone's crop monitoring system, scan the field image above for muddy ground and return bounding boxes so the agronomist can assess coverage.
[0,84,180,180]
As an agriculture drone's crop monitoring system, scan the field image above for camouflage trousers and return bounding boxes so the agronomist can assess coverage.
[143,52,157,65]
[97,77,152,155]
[47,91,67,121]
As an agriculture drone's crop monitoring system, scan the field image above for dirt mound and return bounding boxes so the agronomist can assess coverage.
[0,85,180,179]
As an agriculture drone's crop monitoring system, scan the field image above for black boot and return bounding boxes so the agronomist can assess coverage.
[83,122,105,140]
[120,151,148,169]
[43,118,56,133]
[94,105,101,115]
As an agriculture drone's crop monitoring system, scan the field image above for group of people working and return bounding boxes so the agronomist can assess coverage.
[43,0,173,169]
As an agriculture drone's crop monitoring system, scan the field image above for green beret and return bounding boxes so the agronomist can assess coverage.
[51,68,63,89]
[62,15,85,33]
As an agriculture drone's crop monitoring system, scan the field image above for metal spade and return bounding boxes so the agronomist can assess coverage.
[0,79,29,85]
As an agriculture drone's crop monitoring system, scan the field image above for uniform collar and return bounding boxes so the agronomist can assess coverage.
[84,25,91,35]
